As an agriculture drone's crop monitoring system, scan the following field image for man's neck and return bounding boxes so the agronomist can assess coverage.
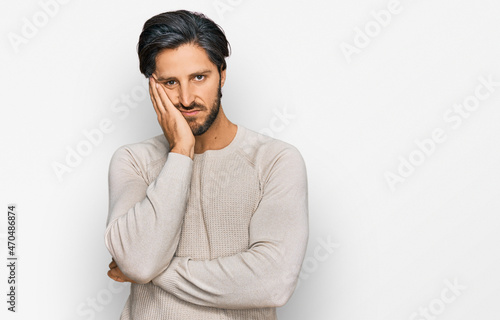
[194,107,237,154]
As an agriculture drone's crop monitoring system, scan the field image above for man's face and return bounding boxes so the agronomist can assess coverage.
[153,43,226,136]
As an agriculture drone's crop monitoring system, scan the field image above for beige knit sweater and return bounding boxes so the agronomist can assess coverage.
[104,124,309,319]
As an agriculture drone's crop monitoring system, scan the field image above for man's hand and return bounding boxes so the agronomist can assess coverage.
[149,77,195,159]
[107,258,138,283]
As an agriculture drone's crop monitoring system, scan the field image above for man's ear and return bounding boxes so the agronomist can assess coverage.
[220,67,226,88]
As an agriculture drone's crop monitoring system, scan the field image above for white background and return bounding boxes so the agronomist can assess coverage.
[1,0,500,319]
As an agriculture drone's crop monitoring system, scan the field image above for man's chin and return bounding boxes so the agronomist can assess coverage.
[188,123,204,136]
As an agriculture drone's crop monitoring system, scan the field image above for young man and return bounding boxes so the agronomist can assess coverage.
[104,10,309,320]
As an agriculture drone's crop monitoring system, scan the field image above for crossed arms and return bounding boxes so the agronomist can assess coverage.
[105,141,309,309]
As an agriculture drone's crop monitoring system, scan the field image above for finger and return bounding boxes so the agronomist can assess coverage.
[151,75,177,115]
[155,80,177,113]
[107,269,123,282]
[150,76,167,115]
[109,259,116,269]
[149,77,162,118]
[109,264,126,279]
[111,270,124,282]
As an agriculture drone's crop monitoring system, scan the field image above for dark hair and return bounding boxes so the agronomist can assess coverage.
[137,10,231,78]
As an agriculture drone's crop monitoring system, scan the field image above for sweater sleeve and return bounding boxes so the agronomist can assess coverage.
[151,146,309,308]
[104,146,193,284]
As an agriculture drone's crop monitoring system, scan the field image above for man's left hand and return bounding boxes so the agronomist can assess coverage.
[108,258,138,283]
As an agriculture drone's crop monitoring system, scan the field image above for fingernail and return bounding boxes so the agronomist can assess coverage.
[156,83,159,88]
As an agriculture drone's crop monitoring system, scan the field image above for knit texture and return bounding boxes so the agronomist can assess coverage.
[104,124,309,319]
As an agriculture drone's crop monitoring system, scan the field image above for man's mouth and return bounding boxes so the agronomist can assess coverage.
[180,110,200,116]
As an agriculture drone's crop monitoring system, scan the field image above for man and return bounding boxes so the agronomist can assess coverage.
[104,9,309,320]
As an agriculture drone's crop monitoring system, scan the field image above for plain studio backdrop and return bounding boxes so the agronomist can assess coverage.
[1,0,500,319]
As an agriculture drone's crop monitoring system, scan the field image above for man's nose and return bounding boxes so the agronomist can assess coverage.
[178,85,195,108]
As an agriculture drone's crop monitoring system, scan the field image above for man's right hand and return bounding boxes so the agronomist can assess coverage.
[149,77,195,160]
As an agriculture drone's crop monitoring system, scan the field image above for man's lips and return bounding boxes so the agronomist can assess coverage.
[180,110,200,116]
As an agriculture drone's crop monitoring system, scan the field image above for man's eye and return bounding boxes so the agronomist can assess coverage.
[166,80,177,86]
[194,75,205,81]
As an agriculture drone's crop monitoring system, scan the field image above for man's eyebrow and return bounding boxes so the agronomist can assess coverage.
[156,69,212,82]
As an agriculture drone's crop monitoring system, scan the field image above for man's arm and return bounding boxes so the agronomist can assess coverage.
[105,77,196,284]
[150,146,309,308]
[104,147,193,284]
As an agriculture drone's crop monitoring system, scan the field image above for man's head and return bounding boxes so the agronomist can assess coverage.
[137,10,231,136]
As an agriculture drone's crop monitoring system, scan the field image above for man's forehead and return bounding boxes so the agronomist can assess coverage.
[154,44,216,78]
